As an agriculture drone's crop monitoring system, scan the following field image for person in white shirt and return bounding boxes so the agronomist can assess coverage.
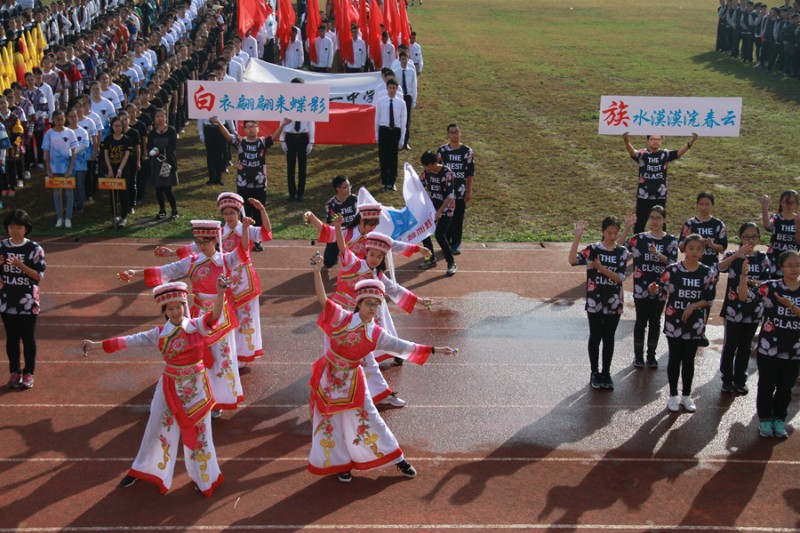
[223,45,244,82]
[309,24,333,72]
[374,78,406,192]
[89,82,116,137]
[410,31,424,76]
[98,72,122,111]
[381,31,395,69]
[233,36,250,66]
[324,19,338,53]
[345,23,367,72]
[374,67,404,102]
[283,26,304,69]
[393,51,417,150]
[242,31,259,61]
[279,77,316,202]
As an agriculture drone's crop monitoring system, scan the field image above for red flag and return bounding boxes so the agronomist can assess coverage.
[276,0,296,61]
[368,0,383,68]
[388,0,401,47]
[382,0,394,45]
[305,0,321,64]
[398,0,411,47]
[358,0,369,49]
[237,0,268,39]
[334,0,355,65]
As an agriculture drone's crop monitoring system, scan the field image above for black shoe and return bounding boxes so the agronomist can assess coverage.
[699,336,710,347]
[252,242,264,252]
[601,372,614,390]
[646,356,658,368]
[721,382,734,393]
[338,471,353,483]
[170,212,180,220]
[446,263,458,276]
[634,357,645,368]
[119,475,137,488]
[394,357,404,366]
[156,211,166,220]
[419,258,437,270]
[590,372,602,389]
[734,382,749,395]
[396,460,416,478]
[288,195,296,202]
[451,247,462,256]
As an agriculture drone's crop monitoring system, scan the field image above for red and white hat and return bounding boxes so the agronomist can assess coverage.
[191,219,222,238]
[217,192,244,213]
[358,202,382,221]
[153,281,189,307]
[365,231,391,254]
[355,279,385,303]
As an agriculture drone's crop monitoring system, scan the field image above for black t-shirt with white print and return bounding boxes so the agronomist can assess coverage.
[573,242,628,315]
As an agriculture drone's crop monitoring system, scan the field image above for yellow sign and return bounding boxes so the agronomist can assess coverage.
[45,176,76,189]
[98,178,127,191]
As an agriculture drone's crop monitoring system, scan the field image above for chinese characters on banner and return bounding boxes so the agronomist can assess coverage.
[598,96,742,137]
[187,80,330,121]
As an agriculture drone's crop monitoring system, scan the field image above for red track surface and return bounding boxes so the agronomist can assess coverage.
[1,237,799,532]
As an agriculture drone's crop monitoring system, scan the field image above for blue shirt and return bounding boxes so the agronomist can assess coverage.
[42,128,78,175]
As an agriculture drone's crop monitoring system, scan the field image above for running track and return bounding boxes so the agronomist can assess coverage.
[1,238,799,532]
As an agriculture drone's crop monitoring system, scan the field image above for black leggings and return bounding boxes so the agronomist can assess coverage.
[155,186,177,213]
[756,353,800,421]
[587,312,621,374]
[667,337,699,396]
[422,211,454,265]
[2,313,38,374]
[720,320,758,386]
[633,298,665,359]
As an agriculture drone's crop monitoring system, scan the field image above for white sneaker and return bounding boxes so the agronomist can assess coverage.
[64,218,72,229]
[379,392,406,407]
[681,395,697,412]
[118,218,127,227]
[55,218,63,229]
[16,180,23,188]
[23,171,30,180]
[667,395,680,413]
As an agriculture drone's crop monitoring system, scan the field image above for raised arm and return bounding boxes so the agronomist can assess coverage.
[677,133,698,158]
[622,132,636,158]
[311,252,327,306]
[760,194,771,230]
[568,221,586,266]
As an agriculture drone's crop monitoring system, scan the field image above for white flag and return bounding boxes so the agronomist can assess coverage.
[357,163,436,245]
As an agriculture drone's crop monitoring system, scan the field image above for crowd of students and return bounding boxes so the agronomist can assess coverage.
[715,0,800,77]
[570,132,800,441]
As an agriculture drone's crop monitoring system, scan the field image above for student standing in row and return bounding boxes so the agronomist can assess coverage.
[569,217,628,390]
[761,190,800,278]
[438,123,475,256]
[717,222,771,395]
[649,234,717,413]
[619,206,679,368]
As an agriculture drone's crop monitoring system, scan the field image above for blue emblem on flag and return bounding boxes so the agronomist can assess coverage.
[388,208,418,240]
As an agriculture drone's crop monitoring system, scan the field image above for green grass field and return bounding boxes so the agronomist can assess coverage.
[13,0,800,242]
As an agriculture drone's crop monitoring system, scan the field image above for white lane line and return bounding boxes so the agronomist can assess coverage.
[2,456,799,466]
[3,525,799,532]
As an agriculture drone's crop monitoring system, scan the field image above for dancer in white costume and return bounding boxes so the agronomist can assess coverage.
[82,277,229,496]
[307,254,457,482]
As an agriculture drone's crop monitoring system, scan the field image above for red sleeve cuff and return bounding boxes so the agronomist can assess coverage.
[102,337,127,353]
[406,344,431,365]
[143,267,163,287]
[260,227,273,243]
[396,291,418,314]
[176,244,194,259]
[396,243,421,257]
[317,224,335,243]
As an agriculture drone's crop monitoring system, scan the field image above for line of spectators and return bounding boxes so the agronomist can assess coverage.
[716,0,800,77]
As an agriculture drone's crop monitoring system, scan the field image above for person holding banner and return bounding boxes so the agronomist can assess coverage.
[622,131,698,234]
[42,110,78,230]
[418,151,457,276]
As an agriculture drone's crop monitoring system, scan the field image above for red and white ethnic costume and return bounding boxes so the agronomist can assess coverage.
[102,302,223,496]
[308,297,431,476]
